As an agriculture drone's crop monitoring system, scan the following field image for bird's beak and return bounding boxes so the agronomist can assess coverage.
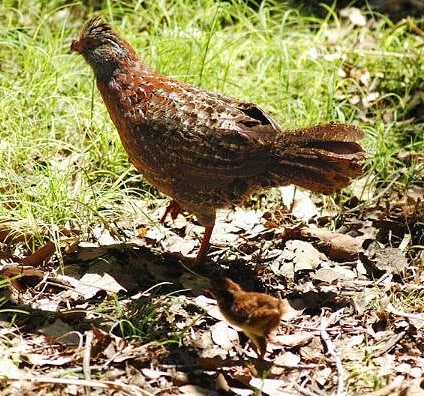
[70,39,81,52]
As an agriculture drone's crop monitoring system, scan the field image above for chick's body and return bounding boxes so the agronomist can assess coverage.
[209,277,284,358]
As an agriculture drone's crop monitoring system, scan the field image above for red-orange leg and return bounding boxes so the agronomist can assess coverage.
[194,225,214,265]
[160,200,181,223]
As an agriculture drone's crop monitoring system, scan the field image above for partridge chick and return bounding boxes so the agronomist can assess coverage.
[209,277,284,358]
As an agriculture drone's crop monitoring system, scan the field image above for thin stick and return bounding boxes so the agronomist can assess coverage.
[320,315,345,396]
[83,330,93,396]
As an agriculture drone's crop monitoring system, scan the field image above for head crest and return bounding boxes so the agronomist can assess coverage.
[82,16,113,37]
[71,16,120,53]
[71,16,140,80]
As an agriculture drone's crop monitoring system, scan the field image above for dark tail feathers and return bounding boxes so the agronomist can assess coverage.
[269,123,365,194]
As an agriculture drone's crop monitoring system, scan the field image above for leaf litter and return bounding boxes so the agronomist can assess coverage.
[0,177,423,396]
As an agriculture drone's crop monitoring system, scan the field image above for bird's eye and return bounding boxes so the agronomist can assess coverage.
[83,37,101,50]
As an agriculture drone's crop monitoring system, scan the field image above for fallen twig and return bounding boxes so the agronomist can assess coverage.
[83,330,93,396]
[320,313,345,396]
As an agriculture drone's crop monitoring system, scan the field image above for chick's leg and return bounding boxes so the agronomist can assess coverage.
[248,333,268,359]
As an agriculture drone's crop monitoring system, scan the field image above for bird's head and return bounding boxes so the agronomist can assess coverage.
[209,277,241,299]
[71,17,137,81]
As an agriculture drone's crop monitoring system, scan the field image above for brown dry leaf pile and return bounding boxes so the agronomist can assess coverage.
[0,179,423,396]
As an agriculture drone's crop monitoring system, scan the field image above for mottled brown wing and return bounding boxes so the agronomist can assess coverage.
[121,72,280,180]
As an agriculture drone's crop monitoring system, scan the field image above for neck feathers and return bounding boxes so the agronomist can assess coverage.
[72,17,140,82]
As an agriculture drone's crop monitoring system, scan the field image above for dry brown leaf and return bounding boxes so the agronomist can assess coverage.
[79,273,126,294]
[191,329,213,350]
[299,336,324,361]
[249,378,293,395]
[273,333,314,348]
[92,226,118,245]
[0,219,38,244]
[396,151,424,163]
[361,241,408,275]
[228,387,253,396]
[344,334,364,348]
[315,367,332,386]
[273,351,301,367]
[401,380,424,396]
[199,346,229,360]
[39,319,74,337]
[285,240,325,271]
[141,368,170,380]
[210,321,239,350]
[161,235,197,256]
[231,208,263,231]
[21,241,55,267]
[230,366,255,386]
[61,237,80,254]
[312,267,356,283]
[59,272,125,301]
[179,384,217,395]
[0,264,44,291]
[0,357,21,378]
[25,354,73,366]
[144,227,166,243]
[279,186,317,221]
[386,303,424,330]
[301,227,364,261]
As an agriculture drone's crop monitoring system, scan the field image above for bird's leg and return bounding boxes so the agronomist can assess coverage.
[160,200,181,223]
[253,335,268,359]
[194,224,214,265]
[236,334,267,360]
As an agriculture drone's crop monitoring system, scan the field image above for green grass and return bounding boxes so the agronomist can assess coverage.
[92,285,200,344]
[0,0,423,246]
